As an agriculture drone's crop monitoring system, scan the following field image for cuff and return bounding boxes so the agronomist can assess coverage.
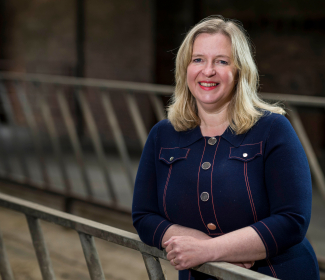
[251,221,279,258]
[152,220,173,249]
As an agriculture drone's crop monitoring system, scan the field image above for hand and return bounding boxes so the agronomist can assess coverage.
[164,236,211,270]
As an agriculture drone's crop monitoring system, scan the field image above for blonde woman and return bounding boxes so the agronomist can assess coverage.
[132,16,319,280]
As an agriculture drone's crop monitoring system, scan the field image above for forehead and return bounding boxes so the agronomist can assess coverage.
[192,33,232,55]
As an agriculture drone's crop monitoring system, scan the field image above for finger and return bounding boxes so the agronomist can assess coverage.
[165,243,173,253]
[164,238,171,246]
[166,251,176,261]
[164,237,176,247]
[170,258,177,266]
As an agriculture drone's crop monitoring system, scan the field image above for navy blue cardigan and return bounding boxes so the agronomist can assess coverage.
[132,112,319,280]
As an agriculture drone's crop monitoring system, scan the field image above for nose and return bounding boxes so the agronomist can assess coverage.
[202,63,216,77]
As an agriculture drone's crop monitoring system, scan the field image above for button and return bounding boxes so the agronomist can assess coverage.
[243,153,248,158]
[169,157,174,161]
[207,223,216,230]
[201,162,211,170]
[208,137,217,145]
[200,192,209,202]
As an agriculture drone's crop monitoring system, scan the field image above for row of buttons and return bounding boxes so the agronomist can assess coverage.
[204,137,218,231]
[200,192,217,230]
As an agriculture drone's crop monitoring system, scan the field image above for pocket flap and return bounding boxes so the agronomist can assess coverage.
[159,147,190,164]
[229,142,262,162]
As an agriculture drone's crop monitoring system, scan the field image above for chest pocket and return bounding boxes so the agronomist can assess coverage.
[159,147,190,164]
[229,142,263,162]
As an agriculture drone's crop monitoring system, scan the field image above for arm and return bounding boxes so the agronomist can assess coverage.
[132,123,174,249]
[164,225,263,270]
[165,115,311,269]
[162,224,212,247]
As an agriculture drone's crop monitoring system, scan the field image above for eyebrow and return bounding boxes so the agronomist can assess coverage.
[192,54,230,59]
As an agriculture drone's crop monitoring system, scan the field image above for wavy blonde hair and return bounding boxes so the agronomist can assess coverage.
[167,16,285,134]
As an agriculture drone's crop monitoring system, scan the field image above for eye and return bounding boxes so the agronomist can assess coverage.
[218,60,229,65]
[193,58,202,63]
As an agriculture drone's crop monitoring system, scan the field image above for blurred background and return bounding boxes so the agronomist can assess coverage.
[0,0,324,279]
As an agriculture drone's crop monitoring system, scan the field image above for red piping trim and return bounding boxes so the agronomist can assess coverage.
[266,259,278,278]
[197,138,210,233]
[159,224,173,250]
[152,220,164,246]
[159,147,190,164]
[188,269,191,280]
[210,137,223,233]
[260,221,278,255]
[229,141,263,161]
[244,162,258,223]
[251,225,269,257]
[163,164,172,220]
[208,233,224,236]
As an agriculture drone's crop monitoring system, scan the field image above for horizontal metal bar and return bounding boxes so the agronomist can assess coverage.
[1,72,325,107]
[260,92,325,107]
[0,72,174,94]
[0,192,276,280]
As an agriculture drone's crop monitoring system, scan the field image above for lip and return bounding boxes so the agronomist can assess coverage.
[198,81,219,91]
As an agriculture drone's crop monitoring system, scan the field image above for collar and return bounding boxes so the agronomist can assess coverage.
[179,125,247,148]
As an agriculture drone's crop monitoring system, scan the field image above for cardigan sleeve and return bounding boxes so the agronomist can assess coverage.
[132,122,173,249]
[250,115,312,258]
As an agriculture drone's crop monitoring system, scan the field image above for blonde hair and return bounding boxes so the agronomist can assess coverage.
[167,16,285,134]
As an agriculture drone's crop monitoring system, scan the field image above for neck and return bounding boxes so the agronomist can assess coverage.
[198,102,230,137]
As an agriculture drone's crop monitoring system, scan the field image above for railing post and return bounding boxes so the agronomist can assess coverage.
[75,87,117,203]
[0,227,15,280]
[141,253,166,280]
[78,232,106,280]
[287,105,325,201]
[0,82,30,181]
[101,92,134,190]
[25,215,56,280]
[14,81,50,187]
[56,88,94,198]
[125,91,148,148]
[37,85,72,194]
[149,95,166,121]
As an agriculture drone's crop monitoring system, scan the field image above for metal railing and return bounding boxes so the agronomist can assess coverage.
[0,192,277,280]
[0,72,324,214]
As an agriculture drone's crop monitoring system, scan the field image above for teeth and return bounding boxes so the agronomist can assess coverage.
[200,82,217,87]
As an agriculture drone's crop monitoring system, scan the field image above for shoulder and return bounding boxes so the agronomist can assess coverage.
[253,112,291,135]
[148,119,181,146]
[257,112,294,135]
[242,112,290,144]
[256,111,285,126]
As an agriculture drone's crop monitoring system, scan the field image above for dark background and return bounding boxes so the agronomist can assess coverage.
[0,0,324,159]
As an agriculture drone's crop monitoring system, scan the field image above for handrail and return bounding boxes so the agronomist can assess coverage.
[1,72,325,106]
[0,192,276,280]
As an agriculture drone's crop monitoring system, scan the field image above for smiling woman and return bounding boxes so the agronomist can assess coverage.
[186,33,237,136]
[132,16,320,280]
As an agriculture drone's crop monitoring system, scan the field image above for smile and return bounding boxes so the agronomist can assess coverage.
[198,82,219,90]
[199,82,219,87]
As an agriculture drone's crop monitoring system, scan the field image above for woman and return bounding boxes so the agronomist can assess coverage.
[132,16,320,280]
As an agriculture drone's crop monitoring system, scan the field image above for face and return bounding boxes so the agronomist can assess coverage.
[187,32,237,113]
